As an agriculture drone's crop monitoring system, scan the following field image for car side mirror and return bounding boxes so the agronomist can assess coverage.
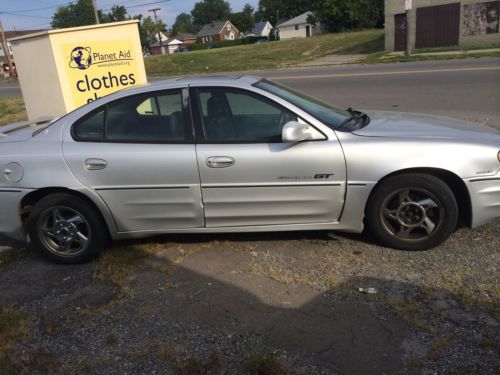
[282,121,325,143]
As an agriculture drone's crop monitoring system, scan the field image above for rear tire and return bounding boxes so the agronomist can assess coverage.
[27,193,109,264]
[366,173,458,250]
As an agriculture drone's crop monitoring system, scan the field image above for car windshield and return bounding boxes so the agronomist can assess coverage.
[255,79,351,129]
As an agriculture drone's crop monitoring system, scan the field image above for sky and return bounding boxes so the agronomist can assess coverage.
[0,0,259,31]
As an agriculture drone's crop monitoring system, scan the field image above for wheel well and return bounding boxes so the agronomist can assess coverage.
[366,168,472,227]
[20,187,111,235]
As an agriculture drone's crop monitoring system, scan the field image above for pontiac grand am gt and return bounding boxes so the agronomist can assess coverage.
[0,76,499,263]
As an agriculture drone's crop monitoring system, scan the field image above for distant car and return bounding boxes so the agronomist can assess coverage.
[1,76,499,263]
[255,38,269,44]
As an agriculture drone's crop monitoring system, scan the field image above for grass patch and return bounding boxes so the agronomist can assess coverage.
[155,343,223,374]
[0,97,27,126]
[0,248,28,267]
[243,351,289,375]
[92,244,153,286]
[92,241,176,287]
[480,338,497,350]
[145,29,384,77]
[0,307,30,372]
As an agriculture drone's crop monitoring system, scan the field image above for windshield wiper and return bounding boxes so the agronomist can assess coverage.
[338,107,362,128]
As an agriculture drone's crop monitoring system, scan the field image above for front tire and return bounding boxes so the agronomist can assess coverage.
[366,174,458,250]
[27,193,109,264]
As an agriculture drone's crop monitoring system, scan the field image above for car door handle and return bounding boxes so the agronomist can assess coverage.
[206,156,235,168]
[85,158,107,170]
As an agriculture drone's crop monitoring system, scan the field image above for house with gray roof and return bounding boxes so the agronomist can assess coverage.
[277,11,324,40]
[196,20,240,44]
[245,21,273,38]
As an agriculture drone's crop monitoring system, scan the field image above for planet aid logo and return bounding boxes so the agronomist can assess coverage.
[69,47,92,70]
[64,40,141,108]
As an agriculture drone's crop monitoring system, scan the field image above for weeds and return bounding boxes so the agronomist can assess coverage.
[0,97,26,126]
[0,307,31,372]
[243,350,289,375]
[0,248,28,267]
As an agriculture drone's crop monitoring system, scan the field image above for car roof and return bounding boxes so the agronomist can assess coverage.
[77,75,265,111]
[149,74,263,87]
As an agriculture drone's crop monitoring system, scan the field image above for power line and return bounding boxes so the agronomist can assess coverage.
[1,0,170,14]
[0,1,73,13]
[0,12,51,19]
[0,0,171,28]
[102,0,171,12]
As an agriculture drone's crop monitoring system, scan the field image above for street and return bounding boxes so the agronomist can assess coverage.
[3,57,500,129]
[262,57,500,129]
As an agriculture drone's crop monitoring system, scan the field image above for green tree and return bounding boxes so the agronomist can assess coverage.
[172,12,198,35]
[309,0,384,32]
[130,14,149,51]
[243,3,255,15]
[255,0,309,25]
[103,5,128,22]
[52,1,133,28]
[51,0,101,28]
[141,15,167,45]
[191,0,232,27]
[229,11,255,33]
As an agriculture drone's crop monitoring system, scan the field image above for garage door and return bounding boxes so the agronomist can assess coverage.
[415,3,460,48]
[394,13,407,51]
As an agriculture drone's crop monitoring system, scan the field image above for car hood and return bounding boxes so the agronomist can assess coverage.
[354,111,500,144]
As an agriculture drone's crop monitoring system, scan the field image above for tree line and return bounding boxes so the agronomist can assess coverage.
[50,0,384,45]
[172,0,384,35]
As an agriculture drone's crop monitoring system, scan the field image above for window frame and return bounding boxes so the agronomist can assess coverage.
[190,86,323,145]
[71,88,194,144]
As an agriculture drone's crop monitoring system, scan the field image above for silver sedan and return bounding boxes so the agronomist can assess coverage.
[1,76,499,263]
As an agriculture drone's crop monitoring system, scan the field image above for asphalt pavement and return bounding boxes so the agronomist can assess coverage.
[258,57,500,129]
[2,57,499,128]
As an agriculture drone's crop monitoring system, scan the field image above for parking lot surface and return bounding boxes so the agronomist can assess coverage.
[0,217,498,373]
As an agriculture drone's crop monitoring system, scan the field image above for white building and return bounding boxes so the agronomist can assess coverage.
[277,12,324,40]
[245,21,273,38]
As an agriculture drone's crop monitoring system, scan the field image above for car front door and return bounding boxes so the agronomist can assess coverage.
[192,86,346,228]
[63,88,204,233]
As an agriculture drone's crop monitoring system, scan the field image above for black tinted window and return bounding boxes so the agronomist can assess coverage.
[197,88,297,143]
[107,91,185,142]
[73,110,104,141]
[72,91,187,143]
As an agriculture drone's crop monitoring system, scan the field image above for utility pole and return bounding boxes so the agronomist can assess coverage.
[92,0,100,24]
[0,19,15,79]
[276,10,279,40]
[149,7,163,55]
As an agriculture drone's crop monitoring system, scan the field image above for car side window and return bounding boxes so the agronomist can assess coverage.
[72,90,188,143]
[197,88,298,143]
[136,98,159,116]
[72,109,105,141]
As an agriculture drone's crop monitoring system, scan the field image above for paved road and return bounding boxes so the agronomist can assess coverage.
[0,81,22,98]
[258,57,500,129]
[2,57,499,127]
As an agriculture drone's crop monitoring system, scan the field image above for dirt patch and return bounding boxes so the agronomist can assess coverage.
[0,221,498,373]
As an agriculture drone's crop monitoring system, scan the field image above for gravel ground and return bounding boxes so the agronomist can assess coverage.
[0,218,499,374]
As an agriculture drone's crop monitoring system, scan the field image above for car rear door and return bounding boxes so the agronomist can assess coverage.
[62,87,204,233]
[191,86,346,227]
